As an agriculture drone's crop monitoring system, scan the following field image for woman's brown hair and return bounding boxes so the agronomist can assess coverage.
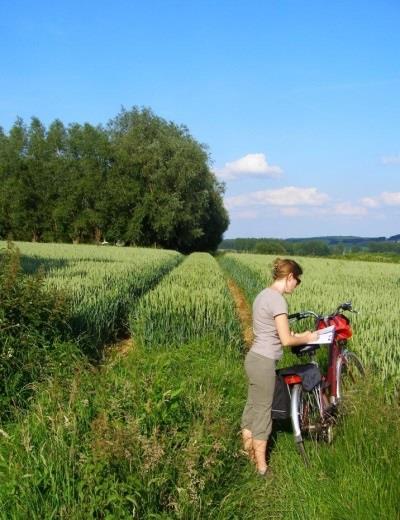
[271,258,303,281]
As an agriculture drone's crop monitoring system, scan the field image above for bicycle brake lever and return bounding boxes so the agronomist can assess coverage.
[345,301,358,314]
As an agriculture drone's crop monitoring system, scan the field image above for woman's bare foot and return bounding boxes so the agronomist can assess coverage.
[252,438,268,473]
[241,429,256,462]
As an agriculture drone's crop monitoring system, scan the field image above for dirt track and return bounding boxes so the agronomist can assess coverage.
[226,278,253,349]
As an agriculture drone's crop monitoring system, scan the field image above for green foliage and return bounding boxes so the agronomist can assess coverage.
[107,108,229,252]
[0,243,71,417]
[220,237,332,256]
[220,237,400,258]
[0,339,246,518]
[291,240,330,256]
[260,378,400,519]
[254,239,287,255]
[367,240,400,253]
[220,237,288,253]
[0,108,229,252]
[331,252,400,263]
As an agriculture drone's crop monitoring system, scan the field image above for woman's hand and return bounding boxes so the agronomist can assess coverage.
[275,315,319,346]
[304,330,319,343]
[290,330,319,342]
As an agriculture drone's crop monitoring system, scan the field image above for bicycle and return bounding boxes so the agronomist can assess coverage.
[275,301,365,464]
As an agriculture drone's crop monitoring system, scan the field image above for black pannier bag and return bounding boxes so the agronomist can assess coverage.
[271,373,291,420]
[271,363,322,420]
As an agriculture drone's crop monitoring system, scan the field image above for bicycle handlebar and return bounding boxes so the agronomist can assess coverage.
[335,301,358,314]
[288,311,318,321]
[289,301,358,323]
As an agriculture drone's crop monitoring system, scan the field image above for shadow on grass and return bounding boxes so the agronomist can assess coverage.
[267,418,293,465]
[20,255,70,274]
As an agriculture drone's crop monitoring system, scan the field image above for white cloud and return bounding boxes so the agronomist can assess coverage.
[333,203,368,216]
[225,186,329,210]
[381,154,400,165]
[280,203,369,218]
[361,197,380,208]
[360,192,400,207]
[214,153,283,180]
[234,210,258,219]
[280,207,303,217]
[381,192,400,205]
[226,189,400,228]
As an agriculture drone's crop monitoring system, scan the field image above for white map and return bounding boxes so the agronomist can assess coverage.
[308,325,335,345]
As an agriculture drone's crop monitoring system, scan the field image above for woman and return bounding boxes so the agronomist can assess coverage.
[241,258,319,476]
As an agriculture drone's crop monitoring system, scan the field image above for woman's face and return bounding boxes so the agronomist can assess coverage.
[284,272,301,294]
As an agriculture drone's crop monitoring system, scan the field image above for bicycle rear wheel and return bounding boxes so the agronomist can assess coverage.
[336,351,365,403]
[291,384,323,463]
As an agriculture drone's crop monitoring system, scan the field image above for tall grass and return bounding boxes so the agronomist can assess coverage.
[2,241,182,355]
[131,252,242,349]
[1,333,398,518]
[0,244,75,419]
[1,247,398,518]
[0,339,245,518]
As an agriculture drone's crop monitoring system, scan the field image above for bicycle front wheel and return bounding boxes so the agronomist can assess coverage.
[336,351,365,403]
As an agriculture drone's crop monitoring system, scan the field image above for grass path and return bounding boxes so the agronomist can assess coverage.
[102,336,136,368]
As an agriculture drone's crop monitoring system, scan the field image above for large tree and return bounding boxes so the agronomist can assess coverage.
[106,107,228,251]
[0,108,229,252]
[1,118,30,240]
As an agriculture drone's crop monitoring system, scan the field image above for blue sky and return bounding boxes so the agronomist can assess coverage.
[1,0,399,238]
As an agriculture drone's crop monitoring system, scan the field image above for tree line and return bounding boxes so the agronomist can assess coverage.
[0,107,229,253]
[220,238,400,256]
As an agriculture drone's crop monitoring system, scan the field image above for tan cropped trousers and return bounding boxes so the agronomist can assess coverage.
[241,350,276,441]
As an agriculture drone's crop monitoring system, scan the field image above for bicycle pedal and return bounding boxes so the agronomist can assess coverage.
[324,406,338,423]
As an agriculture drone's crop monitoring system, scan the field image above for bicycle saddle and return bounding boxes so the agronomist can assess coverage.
[291,344,321,356]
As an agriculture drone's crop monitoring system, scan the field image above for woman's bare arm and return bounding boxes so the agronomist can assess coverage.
[274,314,319,346]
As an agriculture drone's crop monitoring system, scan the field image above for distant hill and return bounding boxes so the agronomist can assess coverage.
[220,235,392,248]
[219,235,400,254]
[283,236,386,245]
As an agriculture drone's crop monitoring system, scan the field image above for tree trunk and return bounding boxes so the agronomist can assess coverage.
[94,227,102,243]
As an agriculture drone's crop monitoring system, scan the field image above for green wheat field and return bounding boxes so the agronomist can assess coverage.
[0,242,399,519]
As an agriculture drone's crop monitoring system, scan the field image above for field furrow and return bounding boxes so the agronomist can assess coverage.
[131,252,242,348]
